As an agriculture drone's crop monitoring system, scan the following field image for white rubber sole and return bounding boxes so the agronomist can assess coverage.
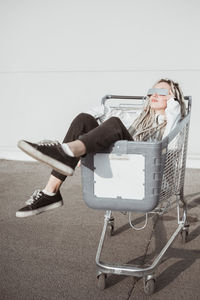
[16,200,63,218]
[18,140,74,176]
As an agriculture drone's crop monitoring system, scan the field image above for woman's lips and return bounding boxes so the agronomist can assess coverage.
[151,98,158,102]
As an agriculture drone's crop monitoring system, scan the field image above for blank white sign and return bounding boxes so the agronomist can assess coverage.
[94,153,145,200]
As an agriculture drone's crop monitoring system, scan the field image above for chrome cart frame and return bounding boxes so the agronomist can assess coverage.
[81,95,192,295]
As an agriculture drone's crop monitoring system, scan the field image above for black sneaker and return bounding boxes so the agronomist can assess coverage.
[18,140,77,176]
[16,189,63,217]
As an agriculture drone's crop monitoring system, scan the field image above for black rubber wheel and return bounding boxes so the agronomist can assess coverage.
[143,279,156,295]
[97,274,106,290]
[181,229,189,243]
[107,224,114,236]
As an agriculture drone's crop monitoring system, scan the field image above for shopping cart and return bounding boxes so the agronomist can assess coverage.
[81,94,192,295]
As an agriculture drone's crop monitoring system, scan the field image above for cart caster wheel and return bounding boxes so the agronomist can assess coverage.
[143,279,156,295]
[97,273,106,290]
[181,229,189,243]
[107,224,114,236]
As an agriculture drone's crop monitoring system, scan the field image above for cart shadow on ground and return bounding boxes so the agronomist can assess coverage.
[103,192,200,291]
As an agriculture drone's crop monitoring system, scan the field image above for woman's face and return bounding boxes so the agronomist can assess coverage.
[149,82,172,114]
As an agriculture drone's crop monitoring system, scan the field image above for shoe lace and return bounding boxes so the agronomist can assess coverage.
[38,140,60,147]
[26,190,43,205]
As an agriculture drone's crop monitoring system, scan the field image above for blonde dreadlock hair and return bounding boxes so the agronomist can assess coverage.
[129,79,185,141]
[157,79,186,118]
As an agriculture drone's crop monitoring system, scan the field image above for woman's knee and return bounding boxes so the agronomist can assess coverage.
[74,113,96,123]
[70,113,99,132]
[106,116,123,126]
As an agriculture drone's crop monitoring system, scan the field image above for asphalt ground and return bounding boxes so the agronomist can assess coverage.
[0,160,200,300]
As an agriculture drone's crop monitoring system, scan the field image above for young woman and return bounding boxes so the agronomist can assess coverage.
[16,78,185,217]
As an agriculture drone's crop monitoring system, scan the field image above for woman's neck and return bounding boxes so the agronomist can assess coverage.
[154,109,166,115]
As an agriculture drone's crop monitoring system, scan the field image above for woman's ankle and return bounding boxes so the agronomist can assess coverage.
[44,175,62,193]
[44,186,58,193]
[43,189,56,196]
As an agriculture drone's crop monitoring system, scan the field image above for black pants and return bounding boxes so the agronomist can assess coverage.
[51,113,133,181]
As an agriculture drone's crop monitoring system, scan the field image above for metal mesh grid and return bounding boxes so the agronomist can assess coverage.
[99,98,144,124]
[160,123,189,203]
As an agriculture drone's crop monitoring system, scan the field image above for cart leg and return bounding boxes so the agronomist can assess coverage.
[107,214,115,236]
[96,210,112,288]
[96,211,111,262]
[180,188,187,218]
[177,189,190,243]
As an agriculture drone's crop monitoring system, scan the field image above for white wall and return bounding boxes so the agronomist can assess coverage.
[0,0,199,166]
